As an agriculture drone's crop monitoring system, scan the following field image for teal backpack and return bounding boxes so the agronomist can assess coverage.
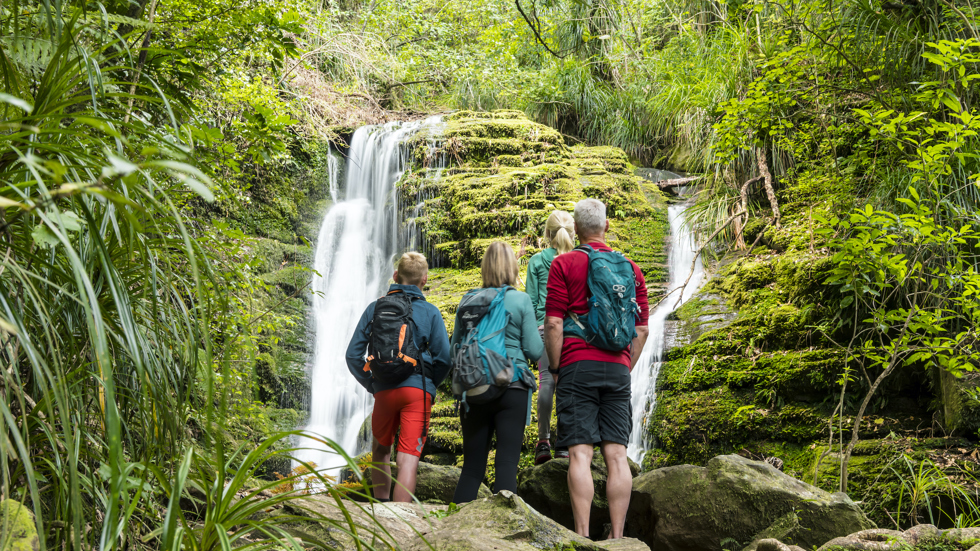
[451,287,536,410]
[563,244,640,351]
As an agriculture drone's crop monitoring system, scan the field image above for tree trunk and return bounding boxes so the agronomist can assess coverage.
[755,147,782,228]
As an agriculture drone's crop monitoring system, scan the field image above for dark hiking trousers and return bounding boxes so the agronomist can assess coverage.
[453,388,529,503]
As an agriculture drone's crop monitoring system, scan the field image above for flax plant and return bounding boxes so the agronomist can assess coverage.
[1,3,403,551]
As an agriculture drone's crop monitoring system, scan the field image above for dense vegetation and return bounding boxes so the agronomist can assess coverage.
[2,0,979,548]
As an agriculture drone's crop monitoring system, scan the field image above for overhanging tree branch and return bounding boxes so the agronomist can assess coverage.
[514,0,570,59]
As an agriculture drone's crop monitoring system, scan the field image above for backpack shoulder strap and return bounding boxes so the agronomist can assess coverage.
[573,244,594,255]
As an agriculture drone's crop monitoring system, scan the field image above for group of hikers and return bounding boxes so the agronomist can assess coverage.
[345,198,650,539]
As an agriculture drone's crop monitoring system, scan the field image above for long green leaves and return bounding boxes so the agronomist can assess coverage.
[0,3,216,550]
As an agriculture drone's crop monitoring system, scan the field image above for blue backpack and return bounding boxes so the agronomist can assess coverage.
[563,244,640,351]
[451,287,536,409]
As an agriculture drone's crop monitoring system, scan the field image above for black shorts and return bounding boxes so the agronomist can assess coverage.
[555,360,632,447]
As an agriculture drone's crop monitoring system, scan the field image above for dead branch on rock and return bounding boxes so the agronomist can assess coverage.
[655,176,703,190]
[755,147,782,228]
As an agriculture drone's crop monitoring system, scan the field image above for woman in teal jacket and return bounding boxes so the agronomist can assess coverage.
[451,241,543,502]
[525,210,575,464]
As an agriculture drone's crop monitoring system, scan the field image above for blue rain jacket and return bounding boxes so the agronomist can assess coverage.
[345,283,452,397]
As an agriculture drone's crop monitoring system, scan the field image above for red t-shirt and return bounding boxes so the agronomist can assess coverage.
[545,241,649,369]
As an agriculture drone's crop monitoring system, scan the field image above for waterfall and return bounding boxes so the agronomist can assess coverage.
[326,142,342,203]
[295,116,444,473]
[627,201,706,463]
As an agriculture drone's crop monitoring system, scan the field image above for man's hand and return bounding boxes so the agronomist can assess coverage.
[630,325,650,370]
[544,316,563,374]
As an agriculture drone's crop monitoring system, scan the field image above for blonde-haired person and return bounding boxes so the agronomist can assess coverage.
[526,210,575,464]
[451,242,543,502]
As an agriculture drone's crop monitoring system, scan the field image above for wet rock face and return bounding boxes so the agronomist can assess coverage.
[663,293,737,352]
[625,455,874,551]
[396,462,491,503]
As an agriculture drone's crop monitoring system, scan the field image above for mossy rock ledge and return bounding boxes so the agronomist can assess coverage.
[400,110,668,276]
[397,110,669,474]
[625,455,873,551]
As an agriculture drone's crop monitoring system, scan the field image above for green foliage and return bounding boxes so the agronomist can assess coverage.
[155,432,398,551]
[887,454,980,529]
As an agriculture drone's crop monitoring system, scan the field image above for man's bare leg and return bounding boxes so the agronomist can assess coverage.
[567,443,595,537]
[392,452,420,502]
[370,438,392,500]
[601,441,632,539]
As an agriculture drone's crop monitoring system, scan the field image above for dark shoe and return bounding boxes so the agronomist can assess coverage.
[534,442,552,465]
[554,447,569,459]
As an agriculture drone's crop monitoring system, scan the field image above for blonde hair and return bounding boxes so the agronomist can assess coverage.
[395,252,428,286]
[544,210,575,254]
[481,242,518,288]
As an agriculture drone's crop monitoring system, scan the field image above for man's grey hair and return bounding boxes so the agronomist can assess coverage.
[574,198,607,237]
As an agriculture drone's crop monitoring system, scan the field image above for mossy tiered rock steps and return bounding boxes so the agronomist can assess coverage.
[390,110,671,477]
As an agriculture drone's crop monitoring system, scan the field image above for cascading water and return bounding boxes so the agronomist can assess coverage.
[627,198,706,463]
[295,116,444,472]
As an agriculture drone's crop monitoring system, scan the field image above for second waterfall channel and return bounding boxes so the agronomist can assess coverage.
[296,118,704,472]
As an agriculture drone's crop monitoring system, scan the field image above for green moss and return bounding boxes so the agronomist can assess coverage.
[0,500,38,551]
[404,111,668,276]
[424,268,484,331]
[259,265,313,296]
[249,238,313,274]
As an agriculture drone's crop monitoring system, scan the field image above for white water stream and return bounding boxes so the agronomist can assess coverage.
[295,116,444,472]
[627,200,706,463]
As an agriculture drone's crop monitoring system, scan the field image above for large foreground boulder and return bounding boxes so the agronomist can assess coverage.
[626,455,874,551]
[409,491,648,551]
[517,455,640,537]
[283,491,648,551]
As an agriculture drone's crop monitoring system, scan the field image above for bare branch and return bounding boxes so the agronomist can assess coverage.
[514,0,571,59]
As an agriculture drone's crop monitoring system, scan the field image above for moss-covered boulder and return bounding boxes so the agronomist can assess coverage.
[0,500,39,551]
[408,491,649,551]
[935,368,980,439]
[815,525,980,551]
[393,462,491,504]
[625,455,873,551]
[516,455,641,537]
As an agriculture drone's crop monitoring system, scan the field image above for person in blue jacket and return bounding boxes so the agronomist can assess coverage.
[346,252,452,502]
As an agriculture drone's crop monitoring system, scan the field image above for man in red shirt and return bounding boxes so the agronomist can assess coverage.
[544,198,650,539]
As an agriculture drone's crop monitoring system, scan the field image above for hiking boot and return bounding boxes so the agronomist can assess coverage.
[554,447,569,459]
[534,441,552,465]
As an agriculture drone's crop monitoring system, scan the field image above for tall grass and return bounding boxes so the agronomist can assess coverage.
[0,3,221,549]
[524,17,753,168]
[1,3,397,551]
